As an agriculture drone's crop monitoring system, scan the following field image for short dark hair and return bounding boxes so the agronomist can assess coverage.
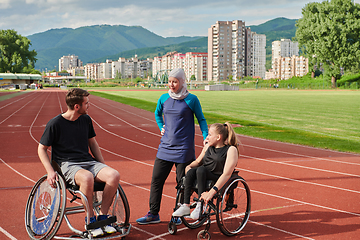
[65,88,90,110]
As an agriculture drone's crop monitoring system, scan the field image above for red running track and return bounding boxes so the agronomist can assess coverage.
[0,89,359,239]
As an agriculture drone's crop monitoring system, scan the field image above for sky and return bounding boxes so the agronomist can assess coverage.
[1,0,359,37]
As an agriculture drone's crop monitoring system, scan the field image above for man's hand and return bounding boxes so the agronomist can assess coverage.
[47,171,58,188]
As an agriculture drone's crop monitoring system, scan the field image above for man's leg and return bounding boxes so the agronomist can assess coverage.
[74,169,96,217]
[95,167,120,215]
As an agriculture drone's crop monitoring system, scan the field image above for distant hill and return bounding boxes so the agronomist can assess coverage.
[27,25,202,71]
[28,18,297,71]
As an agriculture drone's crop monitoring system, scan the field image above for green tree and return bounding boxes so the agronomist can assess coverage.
[295,0,360,87]
[0,29,37,73]
[190,74,196,80]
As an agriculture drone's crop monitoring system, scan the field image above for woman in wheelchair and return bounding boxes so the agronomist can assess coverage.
[172,122,239,220]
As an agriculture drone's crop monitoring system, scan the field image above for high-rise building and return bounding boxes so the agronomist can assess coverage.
[59,55,83,71]
[271,39,299,70]
[208,20,266,81]
[251,33,266,79]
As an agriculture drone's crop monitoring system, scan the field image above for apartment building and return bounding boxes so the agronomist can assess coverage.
[59,55,83,71]
[84,63,100,80]
[251,33,266,79]
[99,60,113,79]
[272,55,309,80]
[152,51,208,81]
[208,20,266,81]
[112,58,126,79]
[272,39,299,70]
[185,52,207,81]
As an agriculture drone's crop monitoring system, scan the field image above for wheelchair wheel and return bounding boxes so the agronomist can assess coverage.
[95,184,130,227]
[25,174,66,240]
[216,176,251,236]
[176,189,207,229]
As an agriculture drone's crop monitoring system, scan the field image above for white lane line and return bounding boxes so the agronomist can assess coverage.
[0,92,36,110]
[243,143,360,166]
[241,154,360,178]
[237,167,360,194]
[251,189,360,217]
[0,227,17,240]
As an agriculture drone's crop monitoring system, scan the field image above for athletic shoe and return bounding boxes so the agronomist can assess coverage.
[85,216,104,237]
[136,211,161,225]
[190,202,202,220]
[172,204,190,217]
[173,217,182,226]
[98,215,117,234]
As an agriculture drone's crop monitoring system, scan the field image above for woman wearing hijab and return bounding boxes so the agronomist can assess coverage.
[136,68,208,225]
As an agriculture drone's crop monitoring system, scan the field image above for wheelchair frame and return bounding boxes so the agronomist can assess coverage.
[25,173,131,240]
[168,171,251,240]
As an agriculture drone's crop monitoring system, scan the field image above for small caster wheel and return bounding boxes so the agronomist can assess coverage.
[197,229,211,240]
[168,221,177,235]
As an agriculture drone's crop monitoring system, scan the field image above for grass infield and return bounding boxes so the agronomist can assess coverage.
[91,89,360,154]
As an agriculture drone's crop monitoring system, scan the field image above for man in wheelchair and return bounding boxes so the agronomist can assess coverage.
[37,88,120,237]
[172,122,240,220]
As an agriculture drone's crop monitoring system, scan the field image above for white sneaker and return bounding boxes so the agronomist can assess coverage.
[172,204,190,217]
[103,225,117,234]
[89,227,104,237]
[190,202,202,220]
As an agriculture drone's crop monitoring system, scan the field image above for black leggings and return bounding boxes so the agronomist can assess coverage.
[149,157,191,215]
[183,166,220,204]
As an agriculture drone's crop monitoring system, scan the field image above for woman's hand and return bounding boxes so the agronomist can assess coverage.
[161,125,165,135]
[200,190,216,205]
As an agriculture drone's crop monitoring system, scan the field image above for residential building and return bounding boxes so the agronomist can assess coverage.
[208,20,266,81]
[112,58,126,79]
[152,51,207,81]
[99,60,113,79]
[251,33,266,79]
[67,67,85,77]
[185,52,208,81]
[138,58,153,78]
[271,39,299,70]
[271,55,309,80]
[84,63,100,80]
[59,55,83,71]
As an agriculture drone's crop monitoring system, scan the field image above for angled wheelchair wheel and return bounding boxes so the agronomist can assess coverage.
[176,189,207,229]
[216,176,251,236]
[25,174,66,240]
[95,183,130,228]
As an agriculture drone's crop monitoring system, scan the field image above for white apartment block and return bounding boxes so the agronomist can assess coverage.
[185,52,207,81]
[99,60,113,79]
[84,63,100,80]
[59,55,83,72]
[152,51,208,81]
[251,33,266,79]
[208,20,265,81]
[112,58,126,79]
[272,39,299,70]
[271,55,309,80]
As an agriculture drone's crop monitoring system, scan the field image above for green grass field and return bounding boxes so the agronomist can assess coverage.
[91,89,360,154]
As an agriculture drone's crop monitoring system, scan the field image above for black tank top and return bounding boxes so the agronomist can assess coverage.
[203,145,230,175]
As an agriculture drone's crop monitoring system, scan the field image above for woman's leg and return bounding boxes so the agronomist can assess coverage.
[149,158,174,215]
[183,168,197,204]
[196,166,220,197]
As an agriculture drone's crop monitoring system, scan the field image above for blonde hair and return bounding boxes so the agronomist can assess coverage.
[211,122,240,155]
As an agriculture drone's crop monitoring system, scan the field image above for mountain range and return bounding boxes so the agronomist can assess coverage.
[27,17,297,71]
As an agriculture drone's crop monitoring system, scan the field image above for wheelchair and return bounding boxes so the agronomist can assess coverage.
[25,165,131,240]
[168,171,251,240]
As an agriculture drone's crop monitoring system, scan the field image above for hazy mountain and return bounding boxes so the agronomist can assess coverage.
[28,18,297,71]
[27,24,202,71]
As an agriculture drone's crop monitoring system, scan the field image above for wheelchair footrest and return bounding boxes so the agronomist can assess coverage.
[86,216,117,230]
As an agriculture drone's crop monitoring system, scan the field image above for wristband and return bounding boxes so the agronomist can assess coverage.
[212,186,218,192]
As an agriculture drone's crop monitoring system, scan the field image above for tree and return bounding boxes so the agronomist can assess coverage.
[190,74,196,81]
[295,0,360,87]
[0,29,37,73]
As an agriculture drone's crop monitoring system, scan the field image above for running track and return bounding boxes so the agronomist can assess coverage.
[0,89,359,239]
